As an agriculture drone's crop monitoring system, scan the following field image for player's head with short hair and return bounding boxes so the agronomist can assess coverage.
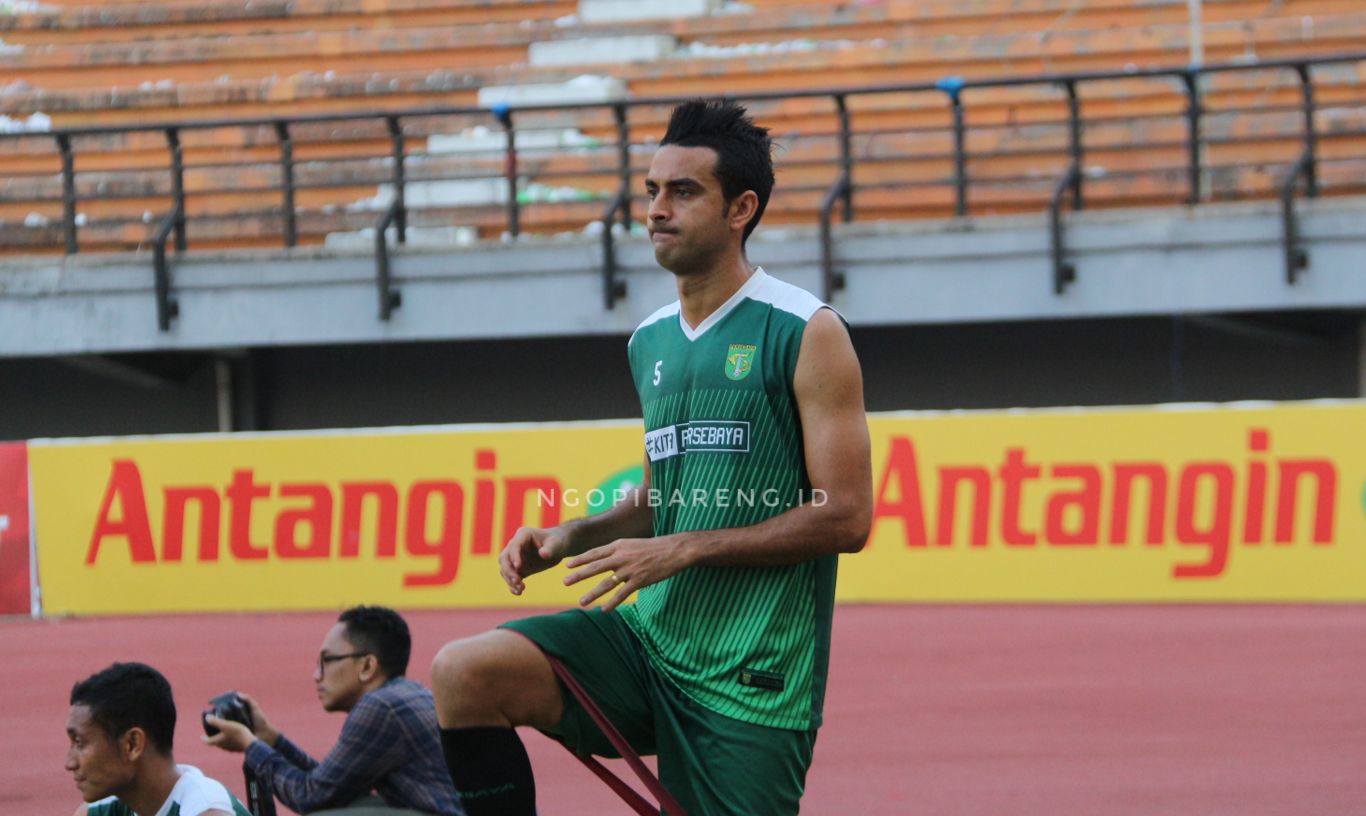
[660,98,774,245]
[339,605,411,679]
[69,662,176,755]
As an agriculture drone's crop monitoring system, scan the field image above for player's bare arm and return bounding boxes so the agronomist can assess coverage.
[499,456,654,595]
[565,306,873,610]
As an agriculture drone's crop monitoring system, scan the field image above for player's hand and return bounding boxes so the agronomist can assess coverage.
[500,525,574,595]
[234,691,279,747]
[202,716,257,753]
[563,535,691,612]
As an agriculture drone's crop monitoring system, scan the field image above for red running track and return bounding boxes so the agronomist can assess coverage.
[5,604,1366,815]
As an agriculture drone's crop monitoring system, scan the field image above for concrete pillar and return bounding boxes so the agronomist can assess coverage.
[215,355,235,433]
[1358,317,1366,398]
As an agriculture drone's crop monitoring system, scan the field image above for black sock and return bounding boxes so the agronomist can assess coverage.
[441,726,536,816]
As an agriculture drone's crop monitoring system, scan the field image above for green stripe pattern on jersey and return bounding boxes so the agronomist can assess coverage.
[620,268,838,731]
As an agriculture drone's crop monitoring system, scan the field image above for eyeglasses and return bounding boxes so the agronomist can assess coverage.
[316,652,370,673]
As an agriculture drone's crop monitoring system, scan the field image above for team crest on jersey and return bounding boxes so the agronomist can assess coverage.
[725,344,756,381]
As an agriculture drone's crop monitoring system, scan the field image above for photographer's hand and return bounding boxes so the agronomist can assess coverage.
[202,716,257,753]
[235,691,279,747]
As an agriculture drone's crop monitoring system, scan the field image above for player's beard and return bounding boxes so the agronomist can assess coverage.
[654,219,729,278]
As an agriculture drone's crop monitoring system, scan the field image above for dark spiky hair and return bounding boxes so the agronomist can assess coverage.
[661,98,774,244]
[70,662,177,755]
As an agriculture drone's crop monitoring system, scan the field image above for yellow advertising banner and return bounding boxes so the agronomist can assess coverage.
[857,402,1364,601]
[31,422,644,615]
[29,401,1366,615]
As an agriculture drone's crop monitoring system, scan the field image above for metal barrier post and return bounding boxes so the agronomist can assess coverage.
[599,190,630,310]
[1296,63,1318,199]
[818,180,849,303]
[613,103,632,229]
[836,94,853,223]
[148,127,187,331]
[1180,71,1202,204]
[1281,62,1319,285]
[1049,164,1081,295]
[817,94,853,301]
[275,121,297,248]
[152,214,182,332]
[937,77,968,217]
[494,103,520,238]
[373,115,406,319]
[1047,79,1086,295]
[1065,80,1084,210]
[167,127,186,251]
[386,115,407,244]
[56,133,78,254]
[375,200,404,319]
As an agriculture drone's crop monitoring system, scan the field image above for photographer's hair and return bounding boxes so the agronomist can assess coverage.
[661,98,774,245]
[338,605,411,679]
[70,662,176,755]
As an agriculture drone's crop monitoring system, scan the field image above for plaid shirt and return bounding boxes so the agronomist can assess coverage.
[244,677,463,816]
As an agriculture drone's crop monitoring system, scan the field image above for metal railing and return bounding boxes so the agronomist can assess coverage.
[1280,64,1320,286]
[3,52,1363,332]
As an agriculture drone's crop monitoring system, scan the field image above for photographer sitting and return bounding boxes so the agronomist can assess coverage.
[204,606,462,816]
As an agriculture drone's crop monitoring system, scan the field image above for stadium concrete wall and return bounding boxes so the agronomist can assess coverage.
[1,314,1362,442]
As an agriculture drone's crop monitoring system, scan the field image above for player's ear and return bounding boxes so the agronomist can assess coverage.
[727,190,759,232]
[120,726,147,762]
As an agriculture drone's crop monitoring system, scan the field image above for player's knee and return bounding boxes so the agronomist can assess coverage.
[431,633,525,712]
[431,637,488,698]
[431,631,558,728]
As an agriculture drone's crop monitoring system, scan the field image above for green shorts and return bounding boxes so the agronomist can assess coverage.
[500,608,816,816]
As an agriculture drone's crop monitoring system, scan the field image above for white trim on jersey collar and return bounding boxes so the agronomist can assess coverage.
[678,267,770,342]
[628,300,681,347]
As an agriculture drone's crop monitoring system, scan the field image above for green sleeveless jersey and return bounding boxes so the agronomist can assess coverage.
[619,268,838,731]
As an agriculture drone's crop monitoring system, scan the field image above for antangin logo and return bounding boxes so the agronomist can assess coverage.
[81,451,562,588]
[645,421,751,462]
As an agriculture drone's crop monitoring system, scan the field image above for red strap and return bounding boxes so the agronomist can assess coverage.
[570,752,659,815]
[544,653,689,816]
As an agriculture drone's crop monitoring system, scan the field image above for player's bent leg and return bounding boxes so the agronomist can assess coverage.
[431,630,561,816]
[431,629,562,729]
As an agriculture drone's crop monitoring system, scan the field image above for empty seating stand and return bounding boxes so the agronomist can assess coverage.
[0,0,1363,255]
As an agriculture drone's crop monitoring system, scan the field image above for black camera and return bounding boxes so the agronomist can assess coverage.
[202,690,254,737]
[202,691,278,816]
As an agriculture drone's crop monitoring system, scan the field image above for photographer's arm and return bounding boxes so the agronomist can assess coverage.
[236,693,405,814]
[235,692,281,749]
[203,693,319,772]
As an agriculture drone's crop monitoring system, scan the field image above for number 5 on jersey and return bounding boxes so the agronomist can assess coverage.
[653,360,663,386]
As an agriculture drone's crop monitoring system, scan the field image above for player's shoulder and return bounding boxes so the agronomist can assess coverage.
[746,268,830,324]
[628,300,681,348]
[171,765,244,816]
